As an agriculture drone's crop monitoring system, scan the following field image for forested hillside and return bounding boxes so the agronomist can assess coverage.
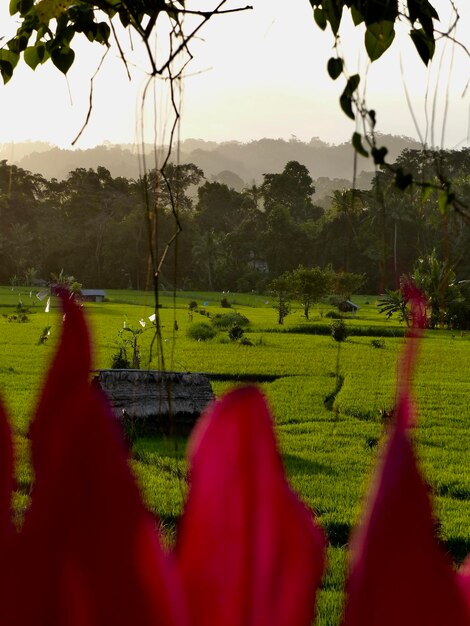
[0,135,419,187]
[0,147,468,295]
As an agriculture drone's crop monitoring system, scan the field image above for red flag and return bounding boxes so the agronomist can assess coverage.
[176,386,325,626]
[2,292,186,626]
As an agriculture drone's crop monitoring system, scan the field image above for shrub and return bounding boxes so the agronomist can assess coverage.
[331,319,348,343]
[228,324,244,341]
[187,322,216,341]
[325,310,342,319]
[212,312,250,330]
[111,347,131,369]
[188,300,198,310]
[220,297,231,308]
[38,326,51,345]
[371,339,385,349]
[8,304,31,323]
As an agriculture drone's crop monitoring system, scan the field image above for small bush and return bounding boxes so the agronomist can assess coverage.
[188,300,198,310]
[331,319,348,343]
[212,312,250,330]
[187,322,216,341]
[111,347,131,369]
[239,337,254,346]
[220,297,231,308]
[371,339,385,349]
[8,303,31,323]
[228,324,244,341]
[325,310,342,319]
[38,326,51,345]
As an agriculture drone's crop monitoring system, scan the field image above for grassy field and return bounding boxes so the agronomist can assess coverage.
[0,285,469,625]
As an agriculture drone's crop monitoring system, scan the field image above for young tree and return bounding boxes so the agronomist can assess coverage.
[377,288,412,327]
[290,265,333,320]
[269,273,294,325]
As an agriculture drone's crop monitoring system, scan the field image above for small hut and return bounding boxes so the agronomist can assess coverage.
[338,300,360,317]
[81,289,106,302]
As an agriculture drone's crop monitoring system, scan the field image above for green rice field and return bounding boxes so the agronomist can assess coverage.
[0,286,469,625]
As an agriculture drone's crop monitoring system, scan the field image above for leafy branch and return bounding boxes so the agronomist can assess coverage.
[311,0,469,220]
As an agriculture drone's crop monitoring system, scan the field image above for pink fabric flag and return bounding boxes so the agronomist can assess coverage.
[1,291,186,626]
[176,386,325,626]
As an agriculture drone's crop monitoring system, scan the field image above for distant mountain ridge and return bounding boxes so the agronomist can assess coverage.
[0,135,420,187]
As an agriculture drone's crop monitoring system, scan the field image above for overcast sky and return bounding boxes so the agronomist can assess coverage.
[0,0,468,150]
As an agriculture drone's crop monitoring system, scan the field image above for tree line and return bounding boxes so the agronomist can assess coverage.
[0,148,469,297]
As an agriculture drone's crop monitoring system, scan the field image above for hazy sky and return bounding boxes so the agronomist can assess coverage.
[0,0,469,150]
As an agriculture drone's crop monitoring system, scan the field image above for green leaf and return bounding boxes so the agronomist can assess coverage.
[327,57,343,80]
[355,0,399,25]
[365,21,395,61]
[410,28,435,65]
[323,0,342,35]
[407,0,438,37]
[51,45,74,74]
[9,0,19,15]
[339,74,360,120]
[0,60,13,84]
[24,43,48,69]
[371,146,388,165]
[119,9,131,28]
[96,22,111,45]
[84,25,98,42]
[313,7,327,30]
[347,73,360,93]
[35,0,73,23]
[37,43,49,63]
[352,132,369,157]
[351,6,364,25]
[60,26,76,45]
[7,34,29,53]
[10,0,34,15]
[340,93,354,119]
[0,48,19,70]
[24,45,40,69]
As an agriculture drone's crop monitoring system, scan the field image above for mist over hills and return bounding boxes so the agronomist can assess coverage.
[0,134,420,193]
